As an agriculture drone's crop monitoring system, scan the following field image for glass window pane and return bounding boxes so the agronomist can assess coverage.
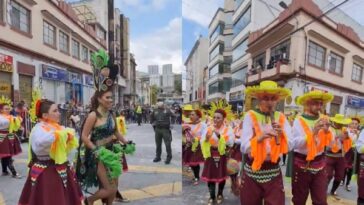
[232,38,248,61]
[233,6,251,37]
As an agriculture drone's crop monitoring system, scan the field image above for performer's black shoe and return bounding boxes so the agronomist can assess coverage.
[153,158,161,162]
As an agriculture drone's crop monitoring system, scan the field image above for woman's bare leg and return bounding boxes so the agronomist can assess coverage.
[87,162,117,205]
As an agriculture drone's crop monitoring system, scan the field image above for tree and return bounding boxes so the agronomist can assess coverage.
[174,78,182,95]
[150,85,158,105]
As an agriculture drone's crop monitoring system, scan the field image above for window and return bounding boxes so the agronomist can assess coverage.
[210,25,221,45]
[308,41,325,68]
[82,46,88,62]
[208,81,219,95]
[59,31,69,53]
[233,5,251,37]
[43,21,56,47]
[116,26,120,42]
[209,63,219,78]
[232,38,248,61]
[10,1,30,33]
[234,0,245,9]
[72,39,80,59]
[328,52,344,75]
[252,52,266,70]
[0,0,4,23]
[209,44,221,61]
[222,78,232,92]
[270,40,290,61]
[329,103,340,116]
[352,63,363,82]
[231,67,247,87]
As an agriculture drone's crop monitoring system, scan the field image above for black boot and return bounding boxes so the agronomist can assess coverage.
[330,180,341,195]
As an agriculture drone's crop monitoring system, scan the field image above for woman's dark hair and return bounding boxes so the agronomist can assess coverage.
[37,99,55,119]
[215,109,227,118]
[90,88,113,117]
[0,103,4,110]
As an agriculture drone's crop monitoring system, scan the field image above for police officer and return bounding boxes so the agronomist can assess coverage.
[136,104,143,126]
[151,101,173,164]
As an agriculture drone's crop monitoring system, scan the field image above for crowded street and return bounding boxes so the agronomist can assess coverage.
[0,122,182,205]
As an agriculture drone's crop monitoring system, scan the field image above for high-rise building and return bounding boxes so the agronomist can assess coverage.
[206,0,234,102]
[148,65,161,87]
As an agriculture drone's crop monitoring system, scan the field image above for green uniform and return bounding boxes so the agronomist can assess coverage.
[151,108,172,161]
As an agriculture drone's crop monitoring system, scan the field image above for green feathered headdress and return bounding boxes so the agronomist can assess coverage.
[91,49,118,91]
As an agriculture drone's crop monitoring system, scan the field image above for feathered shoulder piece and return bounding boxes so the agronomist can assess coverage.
[0,95,12,107]
[29,88,42,123]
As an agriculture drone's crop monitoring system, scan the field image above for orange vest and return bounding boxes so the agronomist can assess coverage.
[249,111,288,171]
[298,117,332,161]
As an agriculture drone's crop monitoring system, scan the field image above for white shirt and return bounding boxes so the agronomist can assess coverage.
[356,129,364,153]
[0,114,10,130]
[240,111,293,156]
[200,124,234,147]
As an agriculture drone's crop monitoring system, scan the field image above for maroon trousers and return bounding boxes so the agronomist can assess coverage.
[292,153,327,205]
[358,154,364,200]
[240,161,284,205]
[326,155,345,183]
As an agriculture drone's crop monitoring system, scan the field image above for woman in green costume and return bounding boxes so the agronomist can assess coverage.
[79,49,130,205]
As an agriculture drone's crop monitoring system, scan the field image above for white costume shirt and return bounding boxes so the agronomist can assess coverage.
[200,124,234,147]
[240,111,293,157]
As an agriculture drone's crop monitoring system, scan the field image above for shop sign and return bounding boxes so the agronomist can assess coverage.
[41,65,68,82]
[68,71,82,84]
[0,83,11,95]
[347,96,364,108]
[83,74,94,86]
[229,91,244,101]
[310,87,327,93]
[0,53,13,72]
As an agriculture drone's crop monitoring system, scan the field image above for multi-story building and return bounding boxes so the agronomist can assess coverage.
[70,0,129,105]
[162,64,174,94]
[246,0,364,116]
[148,65,161,87]
[136,71,150,105]
[124,53,137,106]
[184,36,208,104]
[228,0,287,110]
[206,0,234,102]
[0,0,106,106]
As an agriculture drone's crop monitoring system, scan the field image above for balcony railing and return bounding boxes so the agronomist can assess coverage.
[247,59,291,84]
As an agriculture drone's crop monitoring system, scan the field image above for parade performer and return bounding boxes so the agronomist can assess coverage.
[18,89,83,205]
[182,104,193,124]
[228,116,243,196]
[326,114,352,199]
[77,49,133,205]
[0,96,22,178]
[343,117,360,191]
[356,129,364,204]
[114,111,130,202]
[182,107,206,185]
[291,90,333,205]
[201,100,234,205]
[240,80,292,205]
